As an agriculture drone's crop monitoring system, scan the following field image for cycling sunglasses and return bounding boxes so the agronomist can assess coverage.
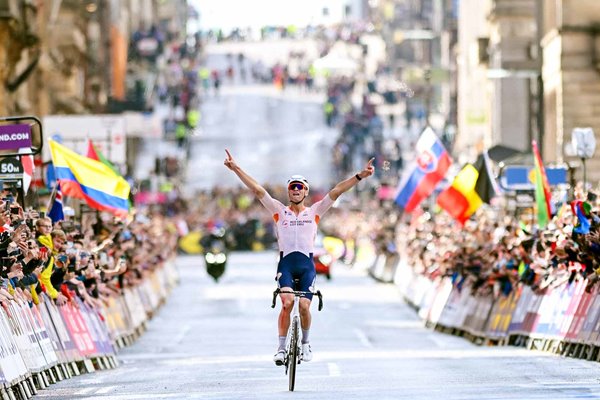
[288,183,306,191]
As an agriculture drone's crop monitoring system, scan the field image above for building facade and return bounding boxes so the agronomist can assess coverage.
[541,0,600,183]
[455,0,538,159]
[0,0,187,118]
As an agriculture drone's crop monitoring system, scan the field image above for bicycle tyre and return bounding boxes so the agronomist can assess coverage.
[288,317,299,391]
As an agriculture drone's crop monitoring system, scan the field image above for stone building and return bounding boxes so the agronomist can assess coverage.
[541,0,600,184]
[455,0,600,185]
[455,0,539,159]
[0,0,186,118]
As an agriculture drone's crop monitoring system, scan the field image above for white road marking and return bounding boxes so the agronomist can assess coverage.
[328,362,341,377]
[173,325,191,344]
[96,386,118,394]
[74,388,95,395]
[354,328,374,348]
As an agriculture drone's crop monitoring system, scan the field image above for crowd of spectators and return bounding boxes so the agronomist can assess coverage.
[326,77,403,183]
[394,186,600,299]
[181,187,277,252]
[0,188,178,312]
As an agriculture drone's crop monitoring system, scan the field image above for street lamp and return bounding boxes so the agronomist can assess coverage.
[571,127,597,193]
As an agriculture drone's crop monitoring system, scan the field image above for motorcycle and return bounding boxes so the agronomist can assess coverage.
[200,228,230,282]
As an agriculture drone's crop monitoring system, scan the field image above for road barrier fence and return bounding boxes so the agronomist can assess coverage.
[0,259,178,400]
[370,252,600,362]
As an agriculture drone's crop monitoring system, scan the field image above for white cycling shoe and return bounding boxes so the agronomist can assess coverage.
[301,343,312,362]
[273,349,286,366]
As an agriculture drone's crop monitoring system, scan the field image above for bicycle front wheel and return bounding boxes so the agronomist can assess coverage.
[288,316,299,391]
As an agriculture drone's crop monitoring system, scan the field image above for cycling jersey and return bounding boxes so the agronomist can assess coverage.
[259,192,335,258]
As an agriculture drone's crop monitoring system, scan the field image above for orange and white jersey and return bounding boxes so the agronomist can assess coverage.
[259,192,335,258]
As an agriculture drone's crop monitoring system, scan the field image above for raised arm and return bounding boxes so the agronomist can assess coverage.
[328,158,375,201]
[224,149,267,199]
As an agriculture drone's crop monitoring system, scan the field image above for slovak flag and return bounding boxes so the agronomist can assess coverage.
[395,128,452,212]
[48,184,64,223]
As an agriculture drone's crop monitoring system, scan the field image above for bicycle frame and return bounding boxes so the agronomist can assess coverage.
[286,295,301,391]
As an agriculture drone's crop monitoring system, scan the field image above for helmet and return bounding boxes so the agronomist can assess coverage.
[287,174,309,190]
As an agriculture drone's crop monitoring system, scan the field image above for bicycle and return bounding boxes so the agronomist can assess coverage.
[271,284,323,391]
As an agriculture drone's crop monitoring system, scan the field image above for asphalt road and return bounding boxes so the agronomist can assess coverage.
[133,40,338,193]
[34,252,600,400]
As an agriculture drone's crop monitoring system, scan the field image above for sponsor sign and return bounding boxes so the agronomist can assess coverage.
[0,124,32,150]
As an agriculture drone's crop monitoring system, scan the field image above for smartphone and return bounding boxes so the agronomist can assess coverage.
[39,212,45,219]
[1,257,15,267]
[10,207,19,215]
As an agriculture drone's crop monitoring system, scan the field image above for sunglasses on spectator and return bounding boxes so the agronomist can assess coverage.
[288,183,306,191]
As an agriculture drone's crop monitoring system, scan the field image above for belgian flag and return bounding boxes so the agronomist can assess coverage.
[437,164,483,224]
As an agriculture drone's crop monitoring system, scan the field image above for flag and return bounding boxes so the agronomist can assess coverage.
[86,139,120,176]
[87,139,133,209]
[473,151,500,203]
[532,140,552,229]
[437,164,483,224]
[49,140,130,218]
[395,128,452,212]
[18,148,34,195]
[571,200,591,234]
[47,184,64,223]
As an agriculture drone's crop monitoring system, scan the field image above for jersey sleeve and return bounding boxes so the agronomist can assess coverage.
[312,193,335,218]
[258,191,284,215]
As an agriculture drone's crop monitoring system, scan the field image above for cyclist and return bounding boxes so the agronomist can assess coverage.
[223,149,374,365]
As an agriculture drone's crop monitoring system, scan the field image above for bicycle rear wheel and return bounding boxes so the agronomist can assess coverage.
[287,317,299,391]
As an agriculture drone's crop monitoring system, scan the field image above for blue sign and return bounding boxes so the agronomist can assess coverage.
[501,165,568,190]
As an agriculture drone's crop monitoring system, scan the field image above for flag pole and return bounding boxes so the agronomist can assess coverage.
[45,183,58,213]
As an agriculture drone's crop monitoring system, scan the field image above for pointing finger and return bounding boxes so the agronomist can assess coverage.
[367,157,375,167]
[225,149,232,159]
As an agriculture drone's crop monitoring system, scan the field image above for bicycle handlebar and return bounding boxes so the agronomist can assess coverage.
[271,288,323,311]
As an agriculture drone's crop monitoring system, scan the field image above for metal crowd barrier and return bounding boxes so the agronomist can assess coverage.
[0,259,179,399]
[371,252,600,363]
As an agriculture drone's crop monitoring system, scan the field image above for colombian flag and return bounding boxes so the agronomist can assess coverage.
[437,164,483,224]
[49,140,130,218]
